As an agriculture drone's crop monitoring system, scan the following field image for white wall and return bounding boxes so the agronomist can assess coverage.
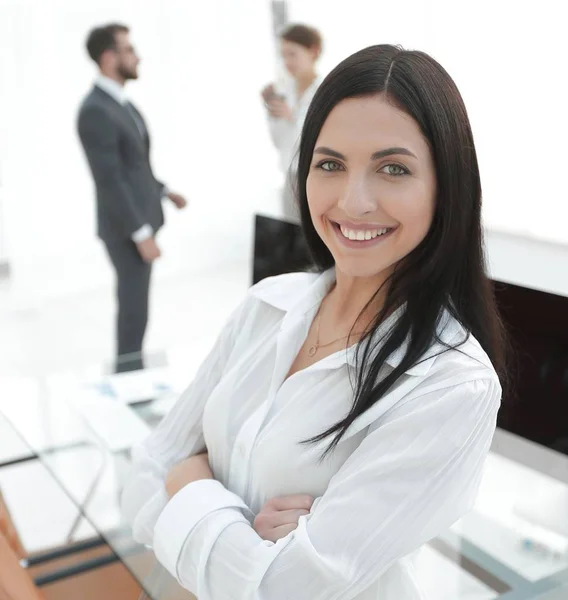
[0,0,281,303]
[287,0,429,76]
[287,0,568,245]
[0,178,6,265]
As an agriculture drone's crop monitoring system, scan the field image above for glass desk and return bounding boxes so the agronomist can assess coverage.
[0,414,175,598]
[1,350,568,599]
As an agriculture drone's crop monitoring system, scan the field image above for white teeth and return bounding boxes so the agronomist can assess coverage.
[339,225,391,241]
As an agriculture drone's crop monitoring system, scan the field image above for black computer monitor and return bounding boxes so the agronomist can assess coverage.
[252,214,313,285]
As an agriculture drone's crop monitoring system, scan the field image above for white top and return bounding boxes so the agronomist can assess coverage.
[121,270,501,600]
[94,74,155,243]
[267,76,322,174]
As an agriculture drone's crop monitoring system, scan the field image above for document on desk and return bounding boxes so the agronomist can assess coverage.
[86,367,181,406]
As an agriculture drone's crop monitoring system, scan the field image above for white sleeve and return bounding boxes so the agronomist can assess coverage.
[131,224,153,243]
[152,376,501,600]
[120,299,248,545]
[267,114,297,151]
[267,115,304,175]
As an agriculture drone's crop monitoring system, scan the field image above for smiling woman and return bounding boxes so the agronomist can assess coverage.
[295,44,507,452]
[306,97,436,282]
[122,45,506,600]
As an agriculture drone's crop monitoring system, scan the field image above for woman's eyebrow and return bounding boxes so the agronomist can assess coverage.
[313,146,417,161]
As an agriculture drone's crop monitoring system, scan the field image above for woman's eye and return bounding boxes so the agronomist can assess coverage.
[381,164,408,176]
[318,160,343,172]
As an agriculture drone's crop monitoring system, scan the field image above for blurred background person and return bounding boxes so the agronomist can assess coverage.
[261,24,323,221]
[77,23,188,373]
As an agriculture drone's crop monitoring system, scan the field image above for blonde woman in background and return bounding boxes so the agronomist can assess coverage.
[262,24,323,221]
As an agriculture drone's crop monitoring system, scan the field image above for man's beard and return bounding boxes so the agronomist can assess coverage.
[117,63,138,81]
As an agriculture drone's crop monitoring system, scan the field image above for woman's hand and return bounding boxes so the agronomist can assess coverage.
[261,83,276,103]
[266,99,293,122]
[165,453,213,499]
[253,494,314,542]
[261,84,293,121]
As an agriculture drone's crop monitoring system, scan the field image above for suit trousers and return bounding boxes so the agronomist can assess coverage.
[104,239,152,373]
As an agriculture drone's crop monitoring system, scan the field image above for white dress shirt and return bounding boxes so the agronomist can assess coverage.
[267,76,322,174]
[121,269,501,600]
[94,74,165,243]
[95,74,128,106]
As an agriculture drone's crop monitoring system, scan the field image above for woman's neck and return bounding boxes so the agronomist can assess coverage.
[295,71,317,96]
[323,270,390,332]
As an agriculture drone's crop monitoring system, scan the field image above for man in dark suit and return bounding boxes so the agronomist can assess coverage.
[78,23,187,373]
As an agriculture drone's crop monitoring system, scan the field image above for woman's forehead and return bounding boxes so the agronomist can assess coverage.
[317,96,428,157]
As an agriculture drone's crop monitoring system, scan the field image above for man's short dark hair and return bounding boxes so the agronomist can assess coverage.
[86,23,129,65]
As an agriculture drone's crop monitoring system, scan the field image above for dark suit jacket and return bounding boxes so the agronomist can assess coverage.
[77,86,165,243]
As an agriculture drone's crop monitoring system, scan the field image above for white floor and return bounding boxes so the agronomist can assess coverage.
[0,260,251,377]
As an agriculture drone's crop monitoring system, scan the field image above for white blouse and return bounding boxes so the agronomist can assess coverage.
[267,76,322,174]
[121,269,501,600]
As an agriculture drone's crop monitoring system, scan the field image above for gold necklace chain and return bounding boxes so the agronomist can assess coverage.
[307,308,364,357]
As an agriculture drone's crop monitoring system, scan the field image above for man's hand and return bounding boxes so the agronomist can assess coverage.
[167,191,188,210]
[136,237,161,263]
[253,495,314,542]
[165,453,213,499]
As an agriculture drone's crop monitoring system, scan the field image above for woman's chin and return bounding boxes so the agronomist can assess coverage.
[333,258,390,281]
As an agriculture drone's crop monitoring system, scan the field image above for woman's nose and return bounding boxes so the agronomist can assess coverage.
[337,176,377,217]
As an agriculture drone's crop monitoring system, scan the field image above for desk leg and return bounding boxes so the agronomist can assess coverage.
[65,451,108,542]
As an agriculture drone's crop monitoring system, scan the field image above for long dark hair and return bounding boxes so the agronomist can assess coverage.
[297,45,507,454]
